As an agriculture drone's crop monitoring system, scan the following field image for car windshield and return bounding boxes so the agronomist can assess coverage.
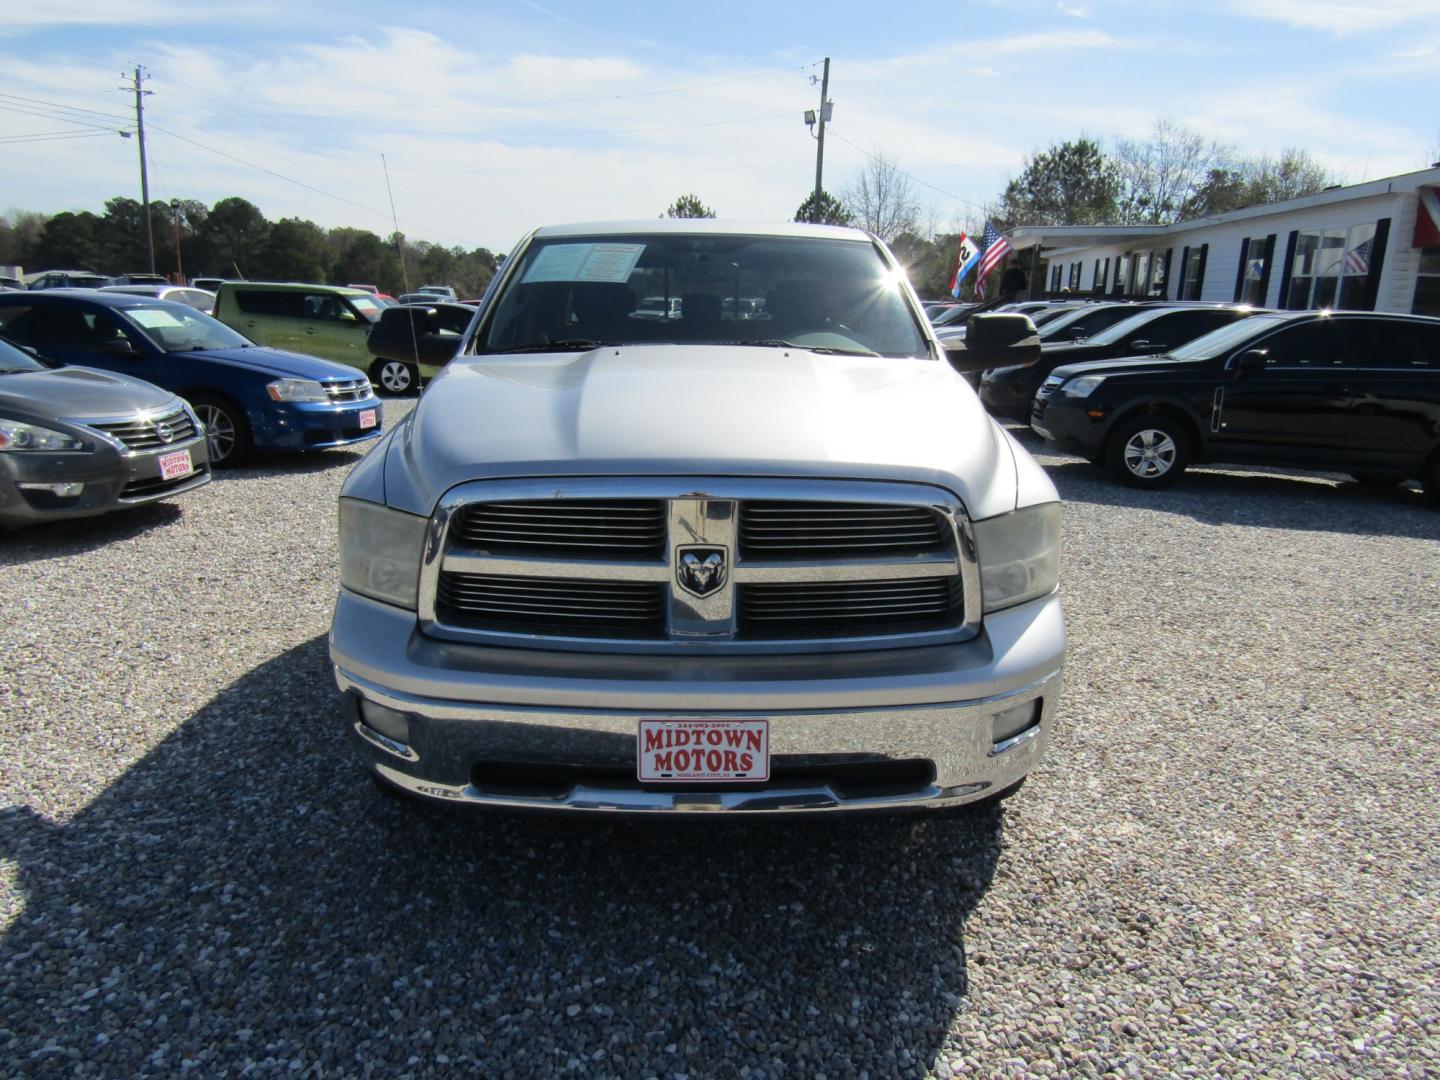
[477,232,930,359]
[121,304,253,353]
[1169,314,1286,361]
[0,335,48,372]
[1081,309,1172,346]
[931,305,973,327]
[349,295,383,323]
[1037,307,1098,339]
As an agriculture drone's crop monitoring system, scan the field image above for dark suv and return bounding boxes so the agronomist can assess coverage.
[981,304,1263,421]
[1032,311,1440,499]
[365,302,474,394]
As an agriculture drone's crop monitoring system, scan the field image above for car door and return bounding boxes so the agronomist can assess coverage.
[1116,309,1243,356]
[296,292,369,372]
[27,304,163,384]
[229,288,306,354]
[1211,318,1358,460]
[1345,318,1440,466]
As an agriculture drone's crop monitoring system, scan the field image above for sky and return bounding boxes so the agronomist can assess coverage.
[1,0,1437,255]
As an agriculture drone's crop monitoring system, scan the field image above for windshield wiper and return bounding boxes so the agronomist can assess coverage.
[489,339,615,354]
[724,339,879,357]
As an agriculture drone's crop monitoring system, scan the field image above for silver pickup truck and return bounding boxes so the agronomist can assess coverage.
[329,220,1065,814]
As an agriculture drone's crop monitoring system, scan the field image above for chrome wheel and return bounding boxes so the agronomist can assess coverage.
[196,403,236,463]
[1122,428,1177,479]
[378,361,415,395]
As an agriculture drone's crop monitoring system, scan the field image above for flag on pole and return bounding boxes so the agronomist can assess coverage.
[974,222,1012,299]
[949,232,981,297]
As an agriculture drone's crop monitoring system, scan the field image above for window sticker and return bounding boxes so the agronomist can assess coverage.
[521,243,645,284]
[128,308,186,329]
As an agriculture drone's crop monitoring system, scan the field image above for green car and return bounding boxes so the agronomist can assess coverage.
[213,282,385,378]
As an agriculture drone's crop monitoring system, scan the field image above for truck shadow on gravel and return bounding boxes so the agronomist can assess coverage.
[0,637,1002,1077]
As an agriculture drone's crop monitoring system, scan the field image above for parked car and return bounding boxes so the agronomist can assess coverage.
[365,301,474,394]
[416,285,457,299]
[930,303,979,328]
[330,219,1064,816]
[101,285,217,314]
[1,276,27,291]
[212,282,384,378]
[632,295,683,320]
[0,292,383,466]
[980,304,1264,421]
[0,332,210,529]
[348,284,381,295]
[395,292,443,305]
[111,273,170,286]
[1033,302,1146,344]
[190,277,227,293]
[1032,310,1440,497]
[28,270,110,290]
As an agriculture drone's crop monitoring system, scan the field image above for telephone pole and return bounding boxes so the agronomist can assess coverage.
[123,66,156,275]
[813,57,830,210]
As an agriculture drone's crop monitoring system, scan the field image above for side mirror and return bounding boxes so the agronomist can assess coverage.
[1128,339,1152,351]
[100,338,143,360]
[1236,349,1267,376]
[943,313,1040,374]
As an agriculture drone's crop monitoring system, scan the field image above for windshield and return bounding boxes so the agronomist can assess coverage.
[0,335,48,372]
[121,305,253,353]
[477,232,930,359]
[348,295,383,323]
[1169,314,1285,361]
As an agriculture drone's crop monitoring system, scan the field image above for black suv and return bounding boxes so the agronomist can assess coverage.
[980,304,1263,421]
[1032,311,1440,499]
[365,301,474,394]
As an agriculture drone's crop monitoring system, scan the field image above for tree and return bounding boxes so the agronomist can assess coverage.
[664,194,716,219]
[257,217,331,282]
[1182,149,1334,217]
[794,189,852,226]
[31,211,105,269]
[843,151,919,242]
[1113,121,1227,225]
[198,197,270,278]
[0,210,48,267]
[994,138,1120,228]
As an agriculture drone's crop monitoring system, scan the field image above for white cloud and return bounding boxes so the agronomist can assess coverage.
[1,0,279,31]
[1227,0,1440,33]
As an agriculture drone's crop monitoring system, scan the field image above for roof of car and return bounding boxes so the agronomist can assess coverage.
[531,219,872,241]
[214,281,374,296]
[0,289,197,312]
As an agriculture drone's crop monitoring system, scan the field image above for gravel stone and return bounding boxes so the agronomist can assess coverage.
[1,405,1437,1076]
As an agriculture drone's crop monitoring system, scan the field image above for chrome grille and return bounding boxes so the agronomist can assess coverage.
[324,378,372,403]
[437,573,667,638]
[423,480,978,653]
[739,501,944,558]
[89,408,197,450]
[737,578,958,638]
[451,500,666,558]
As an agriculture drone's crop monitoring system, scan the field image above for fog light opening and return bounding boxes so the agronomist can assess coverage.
[359,699,411,748]
[990,699,1041,752]
[18,482,84,497]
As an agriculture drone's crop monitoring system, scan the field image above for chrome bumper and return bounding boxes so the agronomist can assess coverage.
[330,590,1066,814]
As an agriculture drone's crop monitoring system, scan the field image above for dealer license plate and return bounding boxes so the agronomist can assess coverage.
[158,450,192,480]
[358,408,377,430]
[637,719,770,783]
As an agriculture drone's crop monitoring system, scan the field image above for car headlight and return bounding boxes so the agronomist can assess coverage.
[972,502,1061,613]
[339,499,428,610]
[0,419,85,452]
[267,378,329,403]
[1060,374,1106,397]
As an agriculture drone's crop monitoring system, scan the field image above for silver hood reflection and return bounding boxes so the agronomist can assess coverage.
[382,345,1028,521]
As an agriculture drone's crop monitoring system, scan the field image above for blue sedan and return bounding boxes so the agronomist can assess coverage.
[0,291,383,465]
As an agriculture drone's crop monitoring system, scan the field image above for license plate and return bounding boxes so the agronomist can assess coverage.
[358,408,377,430]
[158,449,192,480]
[637,719,770,783]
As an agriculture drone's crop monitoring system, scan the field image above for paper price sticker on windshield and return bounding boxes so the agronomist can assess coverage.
[637,719,770,783]
[521,242,645,284]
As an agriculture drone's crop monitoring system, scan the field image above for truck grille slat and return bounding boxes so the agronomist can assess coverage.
[437,573,667,638]
[739,501,944,558]
[737,578,957,637]
[452,500,666,558]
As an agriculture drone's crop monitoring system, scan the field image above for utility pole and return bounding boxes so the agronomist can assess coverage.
[123,66,156,275]
[813,57,830,212]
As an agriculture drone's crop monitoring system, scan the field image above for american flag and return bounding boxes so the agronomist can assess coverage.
[974,222,1012,298]
[1344,237,1371,276]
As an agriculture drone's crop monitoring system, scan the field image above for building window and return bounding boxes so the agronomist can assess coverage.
[1336,223,1377,309]
[1414,247,1440,315]
[1286,230,1344,308]
[1180,247,1205,300]
[1049,263,1062,292]
[1098,257,1110,295]
[1240,237,1269,305]
[1152,251,1169,297]
[1132,251,1152,295]
[1113,254,1130,295]
[1067,262,1081,290]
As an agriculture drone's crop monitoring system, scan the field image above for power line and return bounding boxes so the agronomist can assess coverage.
[384,159,812,177]
[0,91,133,125]
[0,131,114,145]
[0,101,127,135]
[827,129,993,217]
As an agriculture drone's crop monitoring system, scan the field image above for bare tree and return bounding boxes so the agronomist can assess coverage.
[1113,120,1231,225]
[843,150,920,242]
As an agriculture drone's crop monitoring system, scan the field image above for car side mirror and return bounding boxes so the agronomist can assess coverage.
[1129,338,1152,351]
[100,338,143,360]
[943,313,1040,374]
[1236,349,1267,376]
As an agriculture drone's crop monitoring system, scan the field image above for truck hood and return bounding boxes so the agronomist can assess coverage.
[0,364,176,418]
[382,345,1030,520]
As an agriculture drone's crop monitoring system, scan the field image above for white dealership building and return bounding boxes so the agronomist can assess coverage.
[1007,165,1440,317]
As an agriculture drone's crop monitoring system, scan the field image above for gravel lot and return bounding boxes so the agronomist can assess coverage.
[2,402,1438,1078]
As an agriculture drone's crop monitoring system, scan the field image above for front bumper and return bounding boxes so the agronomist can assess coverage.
[330,589,1066,814]
[1031,396,1107,457]
[250,399,385,452]
[979,375,1040,421]
[0,434,211,528]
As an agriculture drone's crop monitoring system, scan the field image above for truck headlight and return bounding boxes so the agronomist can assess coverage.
[1060,375,1106,397]
[0,419,84,452]
[267,378,329,403]
[973,502,1061,613]
[339,498,428,610]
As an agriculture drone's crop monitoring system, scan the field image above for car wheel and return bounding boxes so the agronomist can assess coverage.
[1349,471,1406,488]
[189,394,252,467]
[372,359,417,396]
[1106,414,1190,489]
